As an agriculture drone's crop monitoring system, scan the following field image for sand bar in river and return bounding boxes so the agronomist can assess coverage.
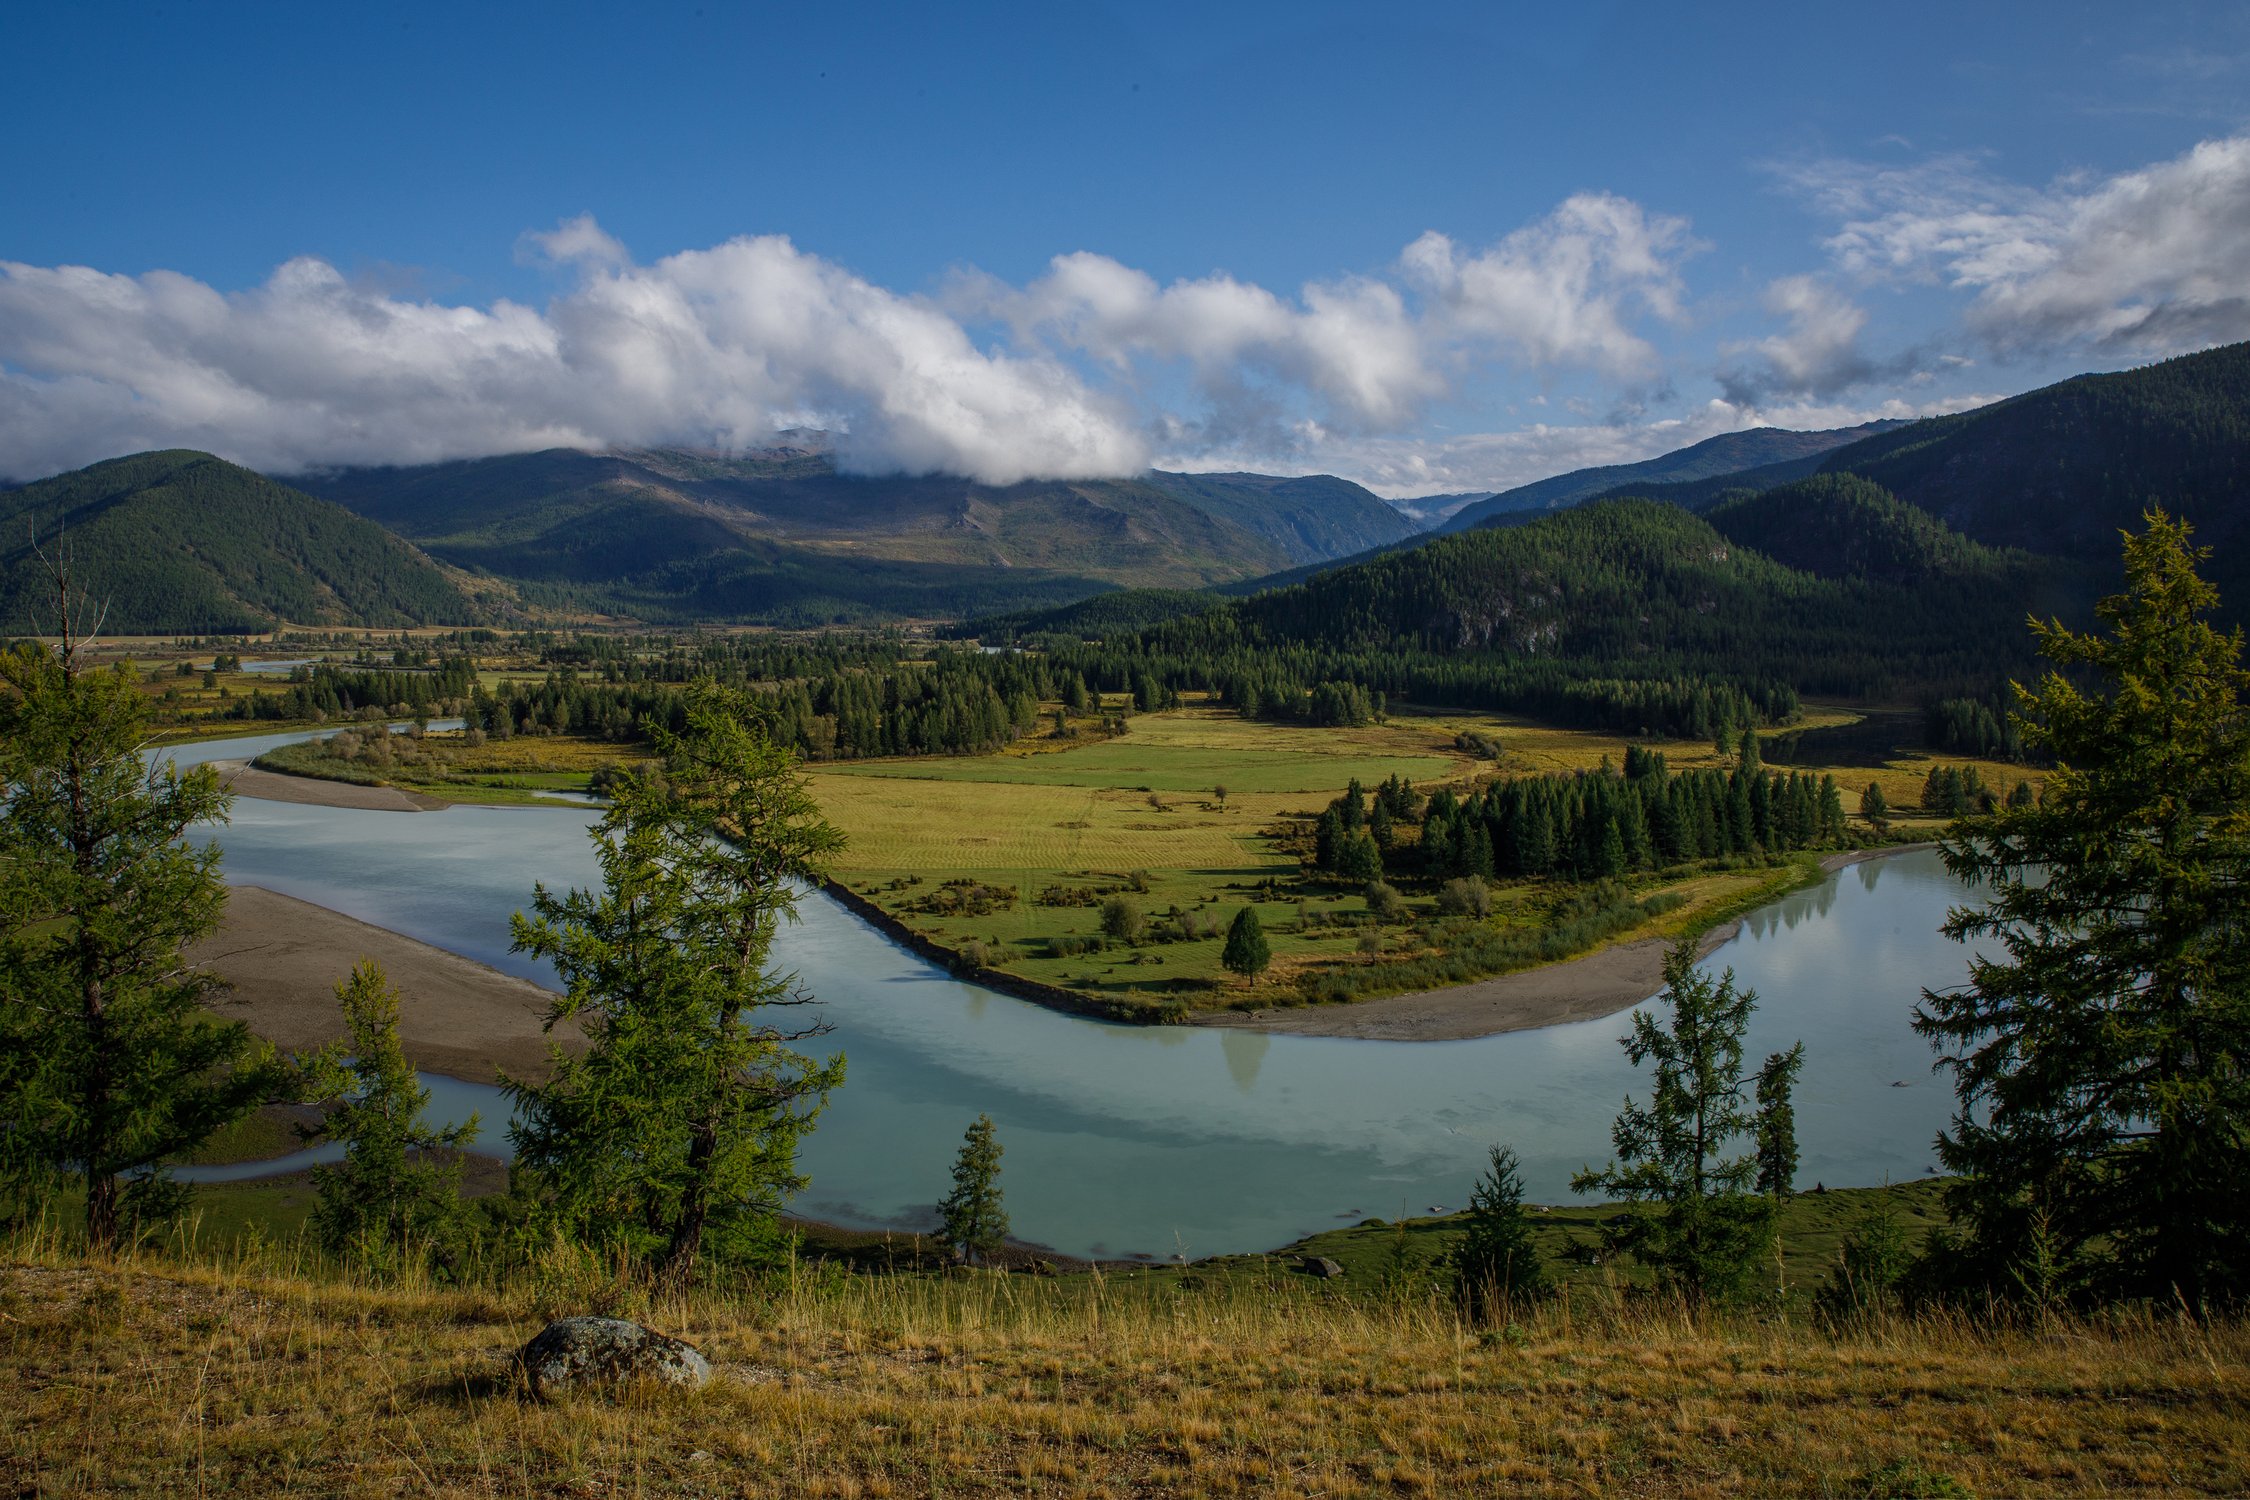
[186,885,576,1084]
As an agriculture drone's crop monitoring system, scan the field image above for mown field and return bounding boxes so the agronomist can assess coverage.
[810,702,2036,1017]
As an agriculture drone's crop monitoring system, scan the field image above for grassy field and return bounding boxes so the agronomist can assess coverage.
[810,702,2033,1017]
[252,730,629,806]
[7,1206,2244,1498]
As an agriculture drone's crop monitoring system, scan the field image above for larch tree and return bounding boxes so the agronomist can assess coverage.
[505,681,846,1291]
[1753,1043,1804,1198]
[1572,940,1802,1304]
[300,961,479,1273]
[1915,511,2250,1306]
[0,550,280,1249]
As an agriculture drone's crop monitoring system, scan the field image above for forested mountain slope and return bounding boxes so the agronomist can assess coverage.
[1818,341,2250,593]
[974,495,2069,734]
[0,451,484,634]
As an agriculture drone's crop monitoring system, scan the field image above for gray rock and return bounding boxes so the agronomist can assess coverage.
[1300,1255,1346,1279]
[518,1316,711,1398]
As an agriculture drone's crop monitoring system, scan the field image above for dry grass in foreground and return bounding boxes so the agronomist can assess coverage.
[5,1241,2247,1498]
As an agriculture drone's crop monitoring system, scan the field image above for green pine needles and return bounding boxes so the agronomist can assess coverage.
[1916,509,2250,1307]
[504,680,847,1290]
[938,1114,1009,1264]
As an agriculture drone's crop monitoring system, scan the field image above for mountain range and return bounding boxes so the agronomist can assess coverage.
[0,451,487,635]
[5,342,2244,634]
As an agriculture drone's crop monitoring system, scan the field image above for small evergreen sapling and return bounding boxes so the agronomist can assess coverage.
[1449,1145,1550,1321]
[300,961,479,1272]
[1754,1043,1804,1198]
[938,1114,1009,1264]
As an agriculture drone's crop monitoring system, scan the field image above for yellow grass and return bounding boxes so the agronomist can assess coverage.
[6,1240,2244,1498]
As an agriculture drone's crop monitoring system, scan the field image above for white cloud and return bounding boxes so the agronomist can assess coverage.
[1,197,1709,484]
[1718,275,1893,405]
[0,230,1147,484]
[1399,192,1698,375]
[1784,133,2250,357]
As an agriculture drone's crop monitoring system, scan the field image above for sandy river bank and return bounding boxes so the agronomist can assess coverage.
[185,885,577,1083]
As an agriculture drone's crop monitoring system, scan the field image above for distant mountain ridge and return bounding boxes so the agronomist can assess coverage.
[1440,421,1908,532]
[0,451,485,634]
[292,447,1407,625]
[1141,469,1418,562]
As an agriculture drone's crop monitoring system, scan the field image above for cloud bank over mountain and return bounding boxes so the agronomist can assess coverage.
[3,134,2246,493]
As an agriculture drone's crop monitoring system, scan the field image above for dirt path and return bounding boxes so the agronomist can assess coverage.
[186,885,578,1083]
[211,760,450,812]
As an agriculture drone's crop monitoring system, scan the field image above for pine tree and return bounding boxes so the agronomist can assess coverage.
[1571,941,1800,1304]
[506,681,847,1290]
[938,1114,1008,1264]
[1222,907,1271,982]
[1859,781,1890,834]
[300,962,479,1272]
[1915,512,2250,1305]
[1754,1044,1804,1197]
[1449,1145,1550,1321]
[0,556,281,1248]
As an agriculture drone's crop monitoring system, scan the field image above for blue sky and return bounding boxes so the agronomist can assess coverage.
[4,0,2247,493]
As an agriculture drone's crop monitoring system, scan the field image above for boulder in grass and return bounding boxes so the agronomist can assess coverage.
[518,1316,711,1398]
[1299,1255,1346,1279]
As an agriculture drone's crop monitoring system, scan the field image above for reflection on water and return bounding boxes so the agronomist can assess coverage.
[160,728,1988,1258]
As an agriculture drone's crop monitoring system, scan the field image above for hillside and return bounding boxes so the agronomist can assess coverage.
[10,1231,2244,1497]
[1706,473,2040,585]
[1818,340,2250,596]
[1126,494,2068,709]
[0,451,486,634]
[1143,469,1420,562]
[1440,420,1905,532]
[297,449,1318,624]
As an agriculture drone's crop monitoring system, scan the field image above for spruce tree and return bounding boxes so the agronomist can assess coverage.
[0,560,280,1248]
[506,681,847,1289]
[1571,941,1801,1304]
[1915,512,2250,1305]
[301,962,479,1272]
[1449,1145,1550,1321]
[1222,907,1271,982]
[938,1114,1008,1264]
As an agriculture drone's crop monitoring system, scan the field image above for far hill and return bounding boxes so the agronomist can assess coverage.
[1016,492,2076,723]
[1816,340,2250,596]
[296,449,1357,624]
[1441,421,1907,533]
[0,451,486,634]
[1141,470,1419,563]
